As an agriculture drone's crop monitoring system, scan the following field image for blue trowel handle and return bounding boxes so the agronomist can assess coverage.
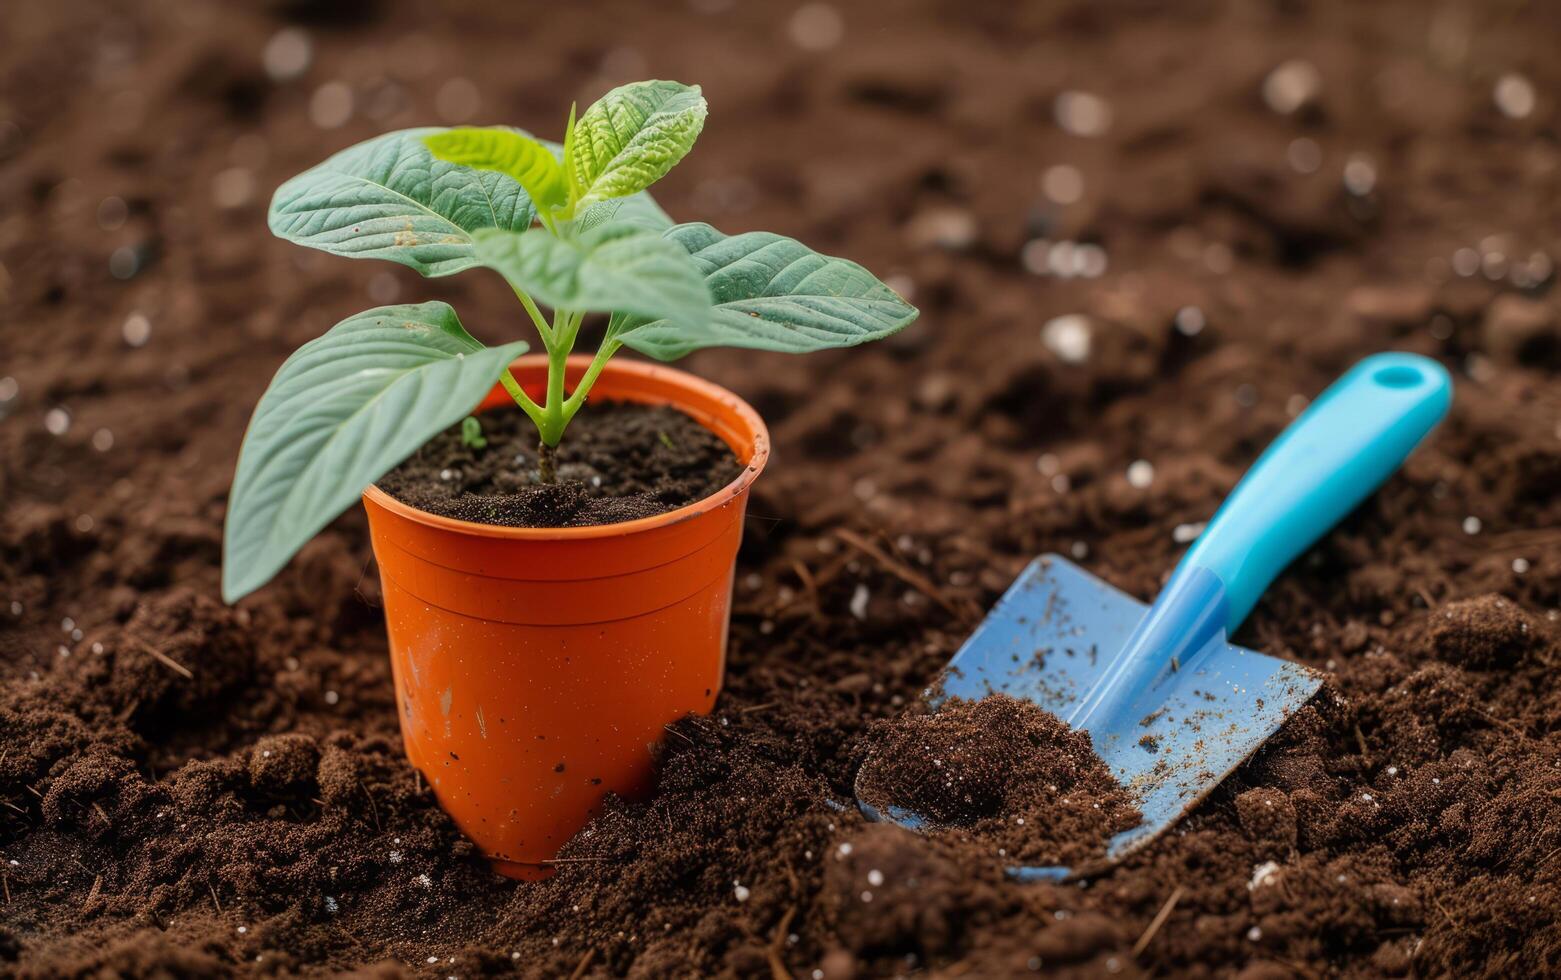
[1180,352,1452,630]
[1066,353,1450,733]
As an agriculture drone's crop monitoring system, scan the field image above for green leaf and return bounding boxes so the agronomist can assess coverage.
[222,302,528,602]
[569,80,707,208]
[611,223,919,360]
[423,128,569,214]
[576,190,674,233]
[473,224,710,330]
[268,128,538,277]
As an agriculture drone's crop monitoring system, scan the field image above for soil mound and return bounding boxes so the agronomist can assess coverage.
[854,694,1142,865]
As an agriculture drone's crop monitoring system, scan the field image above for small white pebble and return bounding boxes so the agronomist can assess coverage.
[237,926,248,935]
[1512,558,1530,574]
[45,408,71,436]
[1463,516,1482,535]
[1247,926,1263,942]
[1494,72,1536,119]
[1172,522,1205,544]
[1054,90,1112,137]
[324,895,338,913]
[122,312,152,347]
[1126,459,1154,489]
[733,884,751,902]
[1041,314,1091,364]
[324,690,340,705]
[867,869,884,887]
[860,890,873,903]
[837,842,853,857]
[1174,306,1206,336]
[849,584,870,621]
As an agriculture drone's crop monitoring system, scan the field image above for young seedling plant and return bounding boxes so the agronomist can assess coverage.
[222,80,918,603]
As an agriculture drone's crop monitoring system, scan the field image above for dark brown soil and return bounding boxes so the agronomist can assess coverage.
[376,402,741,529]
[855,694,1142,866]
[4,0,1561,977]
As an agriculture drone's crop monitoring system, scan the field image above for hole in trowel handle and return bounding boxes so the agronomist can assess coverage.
[1372,364,1424,388]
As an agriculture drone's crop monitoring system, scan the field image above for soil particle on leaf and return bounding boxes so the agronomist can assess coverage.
[377,402,742,529]
[854,694,1142,865]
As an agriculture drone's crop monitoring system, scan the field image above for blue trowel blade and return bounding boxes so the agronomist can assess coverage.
[888,554,1322,880]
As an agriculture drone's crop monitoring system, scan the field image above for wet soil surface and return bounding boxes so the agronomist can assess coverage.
[855,695,1143,866]
[377,403,742,529]
[4,0,1561,977]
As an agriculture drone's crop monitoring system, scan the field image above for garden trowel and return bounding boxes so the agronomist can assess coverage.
[857,353,1452,880]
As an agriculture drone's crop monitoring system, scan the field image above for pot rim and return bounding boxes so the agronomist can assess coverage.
[361,354,771,541]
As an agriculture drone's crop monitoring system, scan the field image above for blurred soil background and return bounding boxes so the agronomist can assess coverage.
[2,0,1560,976]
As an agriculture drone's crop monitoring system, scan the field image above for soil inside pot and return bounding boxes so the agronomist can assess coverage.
[376,401,743,529]
[854,694,1142,865]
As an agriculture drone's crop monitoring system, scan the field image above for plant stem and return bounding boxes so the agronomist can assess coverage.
[562,339,622,422]
[499,369,547,430]
[513,287,554,346]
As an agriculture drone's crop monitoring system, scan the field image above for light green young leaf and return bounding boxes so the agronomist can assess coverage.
[222,303,528,602]
[268,128,538,276]
[576,189,675,233]
[569,80,707,208]
[473,224,710,330]
[610,223,919,360]
[423,128,569,213]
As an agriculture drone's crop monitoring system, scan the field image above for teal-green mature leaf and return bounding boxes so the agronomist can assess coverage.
[222,302,528,603]
[474,224,710,330]
[424,128,569,213]
[269,128,538,276]
[569,80,707,208]
[611,223,919,360]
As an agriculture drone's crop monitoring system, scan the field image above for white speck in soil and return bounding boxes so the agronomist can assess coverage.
[1513,558,1530,573]
[1173,522,1206,544]
[1494,72,1536,119]
[1174,306,1206,336]
[1071,541,1088,559]
[1287,137,1321,174]
[1052,474,1071,493]
[1247,926,1263,942]
[324,895,338,913]
[109,246,139,280]
[837,842,853,858]
[1126,459,1154,489]
[415,874,433,889]
[44,408,71,436]
[1343,154,1377,196]
[1263,59,1320,115]
[867,869,884,886]
[324,690,340,705]
[388,850,403,863]
[0,377,17,402]
[732,883,750,902]
[74,515,92,534]
[1041,314,1091,364]
[759,620,775,635]
[237,926,247,934]
[787,3,844,52]
[1463,516,1482,535]
[262,27,312,81]
[1054,90,1112,136]
[1249,861,1281,891]
[849,584,870,621]
[122,312,152,347]
[310,81,354,129]
[1041,164,1084,205]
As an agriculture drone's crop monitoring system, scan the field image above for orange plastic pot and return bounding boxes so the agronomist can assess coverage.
[361,355,769,880]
